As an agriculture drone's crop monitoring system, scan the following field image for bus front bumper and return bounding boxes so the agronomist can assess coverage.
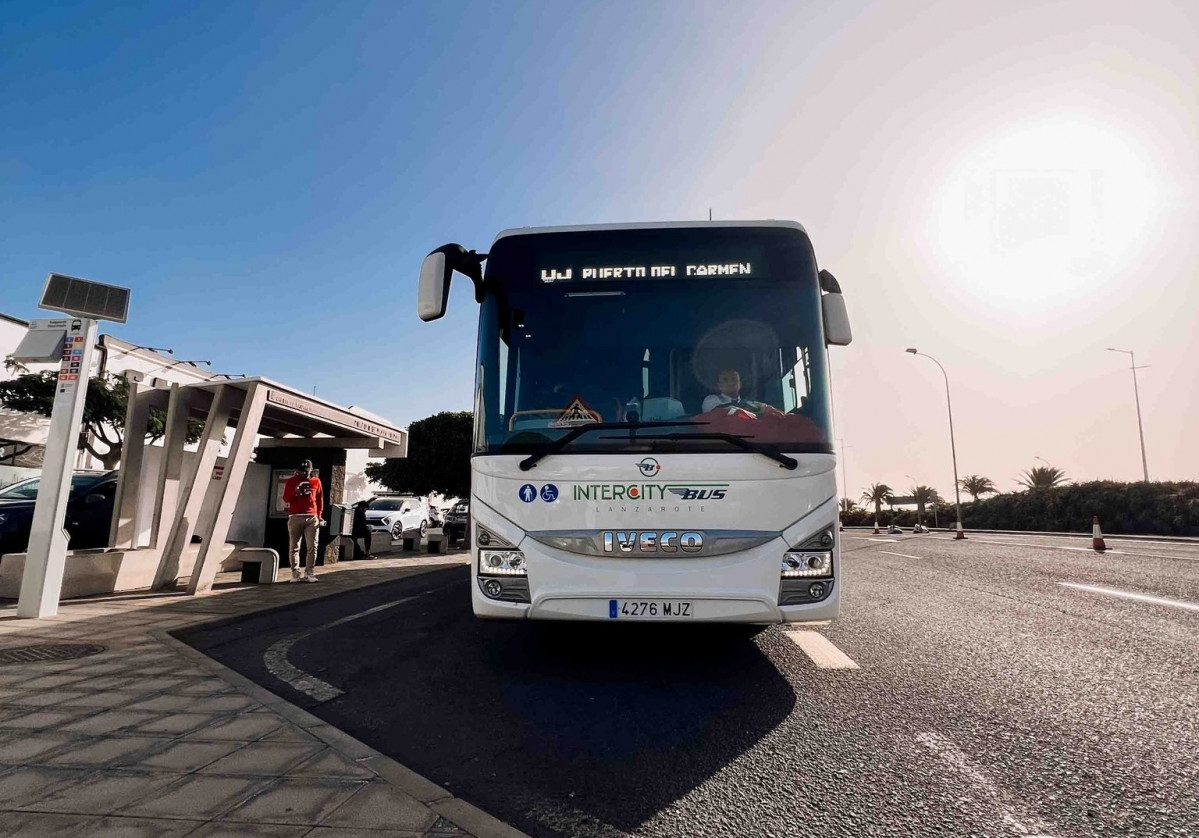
[472,586,838,623]
[471,544,839,624]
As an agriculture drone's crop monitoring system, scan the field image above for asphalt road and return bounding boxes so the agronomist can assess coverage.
[180,532,1199,838]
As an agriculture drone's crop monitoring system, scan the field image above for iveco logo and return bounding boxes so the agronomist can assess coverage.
[602,531,703,553]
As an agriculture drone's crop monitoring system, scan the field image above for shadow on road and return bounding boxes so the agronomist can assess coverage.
[284,571,796,836]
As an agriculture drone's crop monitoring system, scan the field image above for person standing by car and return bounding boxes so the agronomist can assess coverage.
[282,460,323,582]
[351,499,372,559]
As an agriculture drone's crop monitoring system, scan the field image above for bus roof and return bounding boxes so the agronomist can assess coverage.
[491,219,808,245]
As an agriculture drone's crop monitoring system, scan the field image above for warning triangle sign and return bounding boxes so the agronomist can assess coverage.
[551,396,602,428]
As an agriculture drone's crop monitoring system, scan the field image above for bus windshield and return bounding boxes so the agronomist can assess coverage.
[475,225,833,456]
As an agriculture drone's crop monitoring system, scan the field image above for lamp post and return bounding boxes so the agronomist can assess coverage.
[906,348,964,537]
[837,437,850,500]
[1105,348,1149,482]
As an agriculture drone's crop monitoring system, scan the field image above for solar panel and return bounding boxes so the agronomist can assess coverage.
[39,273,130,323]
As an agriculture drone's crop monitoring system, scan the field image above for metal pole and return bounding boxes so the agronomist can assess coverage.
[908,350,962,529]
[18,318,98,618]
[1106,348,1150,482]
[1129,352,1149,482]
[837,438,849,500]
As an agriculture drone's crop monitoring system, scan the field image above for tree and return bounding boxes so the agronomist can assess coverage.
[0,371,202,469]
[365,411,472,499]
[959,474,997,503]
[1017,465,1069,491]
[861,483,893,520]
[839,498,859,514]
[911,485,940,525]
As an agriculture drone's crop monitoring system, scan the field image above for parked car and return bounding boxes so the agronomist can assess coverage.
[887,523,904,534]
[0,471,118,559]
[443,500,470,547]
[364,495,429,540]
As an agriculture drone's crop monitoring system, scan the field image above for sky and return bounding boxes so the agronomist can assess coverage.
[1,0,1195,498]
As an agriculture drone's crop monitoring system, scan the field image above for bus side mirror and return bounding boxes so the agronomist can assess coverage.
[819,269,852,346]
[823,294,852,346]
[418,244,488,322]
[418,250,453,322]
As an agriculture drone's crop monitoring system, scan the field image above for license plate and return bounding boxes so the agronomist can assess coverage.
[609,599,693,619]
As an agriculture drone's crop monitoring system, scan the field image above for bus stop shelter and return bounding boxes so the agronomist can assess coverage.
[106,375,407,596]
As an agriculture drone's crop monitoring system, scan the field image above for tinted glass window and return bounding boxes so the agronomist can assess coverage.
[476,226,833,455]
[0,475,104,500]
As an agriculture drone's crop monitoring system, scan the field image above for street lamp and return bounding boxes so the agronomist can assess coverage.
[837,438,851,499]
[1105,348,1149,482]
[906,348,964,538]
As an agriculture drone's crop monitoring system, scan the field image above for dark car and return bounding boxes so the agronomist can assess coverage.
[443,500,470,548]
[0,471,118,559]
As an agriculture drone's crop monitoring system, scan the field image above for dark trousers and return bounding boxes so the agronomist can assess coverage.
[352,532,370,559]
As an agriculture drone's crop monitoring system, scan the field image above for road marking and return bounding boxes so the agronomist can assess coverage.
[264,591,436,703]
[783,630,859,669]
[929,533,1199,562]
[848,536,901,543]
[1058,583,1199,613]
[879,551,922,559]
[916,731,1058,837]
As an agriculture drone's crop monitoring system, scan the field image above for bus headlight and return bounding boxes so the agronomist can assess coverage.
[479,550,527,576]
[781,551,832,578]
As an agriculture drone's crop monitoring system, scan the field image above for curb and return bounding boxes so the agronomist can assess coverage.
[842,526,1199,543]
[149,569,531,838]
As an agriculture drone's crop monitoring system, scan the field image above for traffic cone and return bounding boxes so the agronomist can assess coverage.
[955,521,966,540]
[1092,516,1106,551]
[873,520,880,535]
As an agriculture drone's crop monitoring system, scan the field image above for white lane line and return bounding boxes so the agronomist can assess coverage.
[783,630,860,669]
[930,533,1199,562]
[916,731,1058,837]
[965,536,1125,555]
[879,550,923,559]
[1058,582,1199,613]
[264,591,435,702]
[849,536,899,543]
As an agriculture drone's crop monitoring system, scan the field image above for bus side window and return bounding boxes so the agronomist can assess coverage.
[781,346,811,412]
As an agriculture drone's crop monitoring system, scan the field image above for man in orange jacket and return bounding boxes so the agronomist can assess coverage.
[282,459,324,582]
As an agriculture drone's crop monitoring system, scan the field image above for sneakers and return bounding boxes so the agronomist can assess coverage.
[303,574,319,583]
[291,569,302,582]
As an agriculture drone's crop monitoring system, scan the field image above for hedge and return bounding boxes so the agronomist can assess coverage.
[842,481,1199,536]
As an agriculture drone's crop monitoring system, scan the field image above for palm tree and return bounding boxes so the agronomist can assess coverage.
[1017,465,1069,490]
[911,485,940,526]
[839,498,859,514]
[959,475,997,503]
[861,483,894,522]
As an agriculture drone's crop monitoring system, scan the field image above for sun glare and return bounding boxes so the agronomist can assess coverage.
[929,116,1162,307]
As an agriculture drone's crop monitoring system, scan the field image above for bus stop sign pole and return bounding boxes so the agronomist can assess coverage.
[18,317,99,618]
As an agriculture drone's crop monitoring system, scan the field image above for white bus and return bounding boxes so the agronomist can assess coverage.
[418,221,852,623]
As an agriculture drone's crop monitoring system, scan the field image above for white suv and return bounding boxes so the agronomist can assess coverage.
[365,496,430,541]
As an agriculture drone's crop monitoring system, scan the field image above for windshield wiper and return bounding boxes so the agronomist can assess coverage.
[607,432,799,470]
[518,421,703,471]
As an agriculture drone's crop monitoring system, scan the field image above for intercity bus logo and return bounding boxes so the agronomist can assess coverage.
[572,483,729,502]
[636,457,660,477]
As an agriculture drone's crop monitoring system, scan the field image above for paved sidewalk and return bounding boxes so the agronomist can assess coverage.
[0,554,526,838]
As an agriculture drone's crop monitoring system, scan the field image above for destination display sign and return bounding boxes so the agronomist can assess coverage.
[540,262,755,282]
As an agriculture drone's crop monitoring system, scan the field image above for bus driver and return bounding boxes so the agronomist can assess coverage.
[702,369,784,418]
